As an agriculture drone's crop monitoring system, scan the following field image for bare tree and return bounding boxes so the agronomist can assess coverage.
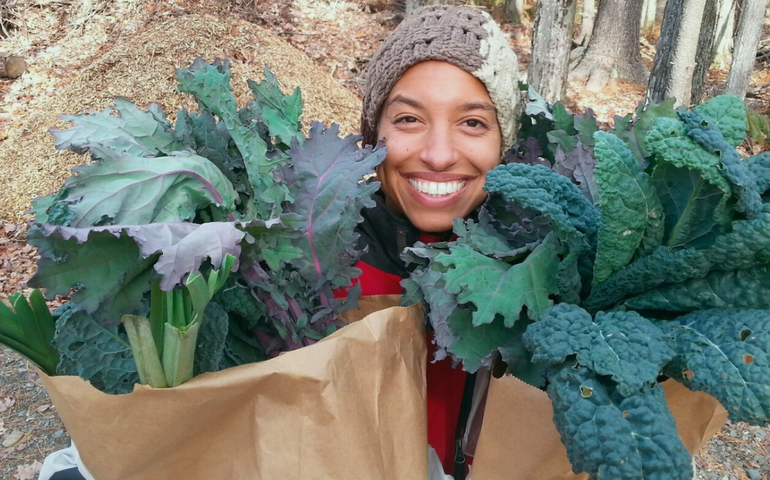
[642,0,658,33]
[726,0,770,98]
[571,0,648,92]
[647,0,708,106]
[712,0,737,67]
[574,0,596,45]
[505,0,526,24]
[691,0,720,103]
[529,0,577,103]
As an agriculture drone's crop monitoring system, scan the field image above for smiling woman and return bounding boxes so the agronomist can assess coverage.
[343,4,523,478]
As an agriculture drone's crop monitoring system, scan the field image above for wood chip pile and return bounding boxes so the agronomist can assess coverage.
[0,13,363,222]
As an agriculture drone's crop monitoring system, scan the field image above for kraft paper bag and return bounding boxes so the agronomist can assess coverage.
[39,305,428,480]
[470,373,729,480]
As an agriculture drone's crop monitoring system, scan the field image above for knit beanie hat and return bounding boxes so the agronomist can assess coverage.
[361,5,521,156]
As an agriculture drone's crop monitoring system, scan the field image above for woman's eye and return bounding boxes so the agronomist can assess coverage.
[465,119,487,128]
[395,116,418,123]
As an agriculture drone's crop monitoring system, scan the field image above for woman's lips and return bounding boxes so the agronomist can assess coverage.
[408,179,466,197]
[404,177,470,207]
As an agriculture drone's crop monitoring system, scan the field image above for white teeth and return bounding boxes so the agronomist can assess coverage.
[408,179,466,197]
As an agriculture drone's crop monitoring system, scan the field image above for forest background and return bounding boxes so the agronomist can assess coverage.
[0,0,769,479]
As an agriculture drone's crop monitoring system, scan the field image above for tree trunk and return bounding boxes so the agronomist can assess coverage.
[529,0,578,103]
[712,0,736,67]
[725,0,770,98]
[641,0,658,33]
[0,53,25,78]
[575,0,596,45]
[505,0,526,23]
[571,0,648,92]
[647,0,708,106]
[656,0,668,22]
[691,0,720,104]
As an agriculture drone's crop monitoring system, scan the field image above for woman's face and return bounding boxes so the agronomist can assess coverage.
[376,61,502,233]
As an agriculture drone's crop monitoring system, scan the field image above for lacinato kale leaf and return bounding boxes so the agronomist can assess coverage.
[592,132,663,285]
[523,304,674,397]
[547,365,692,480]
[662,308,770,423]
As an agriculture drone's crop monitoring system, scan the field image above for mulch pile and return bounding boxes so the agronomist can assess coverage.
[0,10,362,223]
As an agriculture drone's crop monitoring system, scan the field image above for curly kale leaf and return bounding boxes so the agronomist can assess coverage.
[690,94,747,148]
[652,162,724,250]
[39,153,238,227]
[523,304,674,397]
[53,305,139,394]
[547,365,692,480]
[679,110,763,219]
[246,65,304,149]
[552,139,598,204]
[645,117,732,224]
[624,265,770,312]
[451,215,535,260]
[592,132,664,286]
[437,236,559,327]
[51,97,187,159]
[282,123,385,289]
[661,309,770,424]
[176,58,286,218]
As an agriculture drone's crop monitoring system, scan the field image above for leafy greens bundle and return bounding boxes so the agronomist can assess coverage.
[8,58,385,393]
[402,92,770,480]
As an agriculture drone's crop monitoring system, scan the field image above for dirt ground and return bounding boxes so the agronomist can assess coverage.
[0,0,769,479]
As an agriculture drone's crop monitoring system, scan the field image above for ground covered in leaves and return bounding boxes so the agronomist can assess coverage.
[0,0,769,479]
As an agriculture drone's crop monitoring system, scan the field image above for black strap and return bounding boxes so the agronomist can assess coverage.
[50,468,87,480]
[453,372,476,480]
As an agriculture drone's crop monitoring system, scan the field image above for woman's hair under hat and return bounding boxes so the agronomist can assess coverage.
[361,4,521,156]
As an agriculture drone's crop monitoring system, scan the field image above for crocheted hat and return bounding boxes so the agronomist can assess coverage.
[361,5,521,156]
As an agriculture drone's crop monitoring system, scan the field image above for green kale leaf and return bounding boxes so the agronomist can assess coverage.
[662,309,770,423]
[592,132,663,285]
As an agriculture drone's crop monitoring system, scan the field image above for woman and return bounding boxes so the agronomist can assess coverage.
[348,4,522,477]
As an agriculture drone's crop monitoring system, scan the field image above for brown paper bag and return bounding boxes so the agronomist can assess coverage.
[40,305,428,480]
[470,374,728,480]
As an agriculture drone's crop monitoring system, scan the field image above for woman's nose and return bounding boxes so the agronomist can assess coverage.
[418,125,458,171]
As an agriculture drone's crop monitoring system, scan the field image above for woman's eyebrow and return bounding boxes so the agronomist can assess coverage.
[385,95,424,110]
[459,101,496,112]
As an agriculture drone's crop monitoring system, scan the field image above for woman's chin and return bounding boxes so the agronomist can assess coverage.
[408,215,456,234]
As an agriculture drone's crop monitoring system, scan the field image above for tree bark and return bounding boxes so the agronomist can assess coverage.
[641,0,658,33]
[529,0,577,103]
[712,0,736,67]
[0,54,25,78]
[656,0,668,22]
[725,0,770,98]
[647,0,708,106]
[691,0,720,104]
[574,0,596,45]
[571,0,648,92]
[505,0,526,23]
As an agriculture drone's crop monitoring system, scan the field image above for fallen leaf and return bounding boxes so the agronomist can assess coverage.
[36,404,51,413]
[13,460,42,480]
[0,420,6,435]
[0,396,15,413]
[2,430,24,448]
